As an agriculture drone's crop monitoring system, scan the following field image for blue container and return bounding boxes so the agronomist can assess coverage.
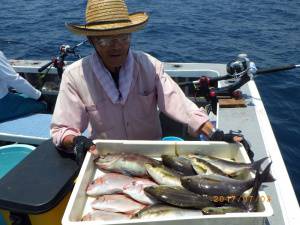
[0,144,35,179]
[162,136,184,141]
[0,215,5,225]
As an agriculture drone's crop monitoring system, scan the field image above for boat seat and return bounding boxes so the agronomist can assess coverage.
[0,114,88,145]
[0,113,215,145]
[0,114,52,145]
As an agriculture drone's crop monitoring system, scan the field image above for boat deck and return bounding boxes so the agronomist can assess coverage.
[1,60,299,224]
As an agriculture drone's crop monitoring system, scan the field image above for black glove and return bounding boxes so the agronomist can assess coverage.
[73,136,95,166]
[209,129,235,143]
[209,129,254,162]
[208,129,224,141]
[240,138,254,162]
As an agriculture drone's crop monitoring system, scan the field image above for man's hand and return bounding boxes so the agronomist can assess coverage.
[209,129,242,142]
[73,136,96,166]
[37,92,47,102]
[209,129,254,162]
[209,129,226,141]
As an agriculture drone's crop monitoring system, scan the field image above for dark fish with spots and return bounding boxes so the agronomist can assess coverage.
[144,185,215,209]
[181,161,272,196]
[161,155,196,176]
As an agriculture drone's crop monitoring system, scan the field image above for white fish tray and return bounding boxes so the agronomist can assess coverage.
[62,140,273,225]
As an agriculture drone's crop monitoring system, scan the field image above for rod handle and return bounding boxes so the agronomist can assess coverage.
[38,61,53,72]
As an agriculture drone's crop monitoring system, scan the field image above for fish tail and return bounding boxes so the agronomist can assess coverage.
[257,161,272,187]
[252,157,275,182]
[246,161,272,212]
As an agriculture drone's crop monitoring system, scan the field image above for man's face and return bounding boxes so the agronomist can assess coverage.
[90,34,131,72]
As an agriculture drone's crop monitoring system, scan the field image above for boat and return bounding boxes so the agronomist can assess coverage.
[0,56,299,225]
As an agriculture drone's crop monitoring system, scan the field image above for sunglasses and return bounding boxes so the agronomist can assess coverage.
[93,34,131,47]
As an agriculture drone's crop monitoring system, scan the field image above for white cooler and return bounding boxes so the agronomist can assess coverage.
[62,140,273,225]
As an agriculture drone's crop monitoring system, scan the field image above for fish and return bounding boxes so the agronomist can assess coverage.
[190,154,269,178]
[91,194,146,215]
[161,155,196,176]
[190,157,227,176]
[181,161,272,197]
[133,204,203,219]
[94,152,160,177]
[181,174,255,196]
[86,173,134,196]
[123,178,158,205]
[144,185,215,209]
[202,206,247,215]
[81,210,131,221]
[144,163,182,186]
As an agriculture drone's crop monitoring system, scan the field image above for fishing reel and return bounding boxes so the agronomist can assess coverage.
[226,53,258,80]
[60,44,72,53]
[38,40,88,78]
[226,53,250,79]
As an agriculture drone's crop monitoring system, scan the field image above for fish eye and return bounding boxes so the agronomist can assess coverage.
[185,178,192,183]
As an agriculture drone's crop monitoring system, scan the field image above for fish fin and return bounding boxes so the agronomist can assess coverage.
[251,157,269,171]
[259,161,273,183]
[252,157,275,182]
[265,173,276,182]
[254,161,272,191]
[93,156,100,163]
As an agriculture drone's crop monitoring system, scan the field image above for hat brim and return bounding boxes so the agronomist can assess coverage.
[66,12,148,36]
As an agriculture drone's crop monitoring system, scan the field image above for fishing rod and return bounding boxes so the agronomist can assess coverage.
[179,54,300,114]
[179,58,300,87]
[38,40,88,78]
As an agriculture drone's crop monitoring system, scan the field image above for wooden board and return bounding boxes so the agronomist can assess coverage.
[218,98,246,108]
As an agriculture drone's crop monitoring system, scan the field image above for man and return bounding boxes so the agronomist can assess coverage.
[0,50,47,122]
[51,0,243,164]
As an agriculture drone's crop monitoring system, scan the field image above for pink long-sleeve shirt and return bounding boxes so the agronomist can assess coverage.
[51,50,209,147]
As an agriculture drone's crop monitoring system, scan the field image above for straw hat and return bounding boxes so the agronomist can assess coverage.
[66,0,149,36]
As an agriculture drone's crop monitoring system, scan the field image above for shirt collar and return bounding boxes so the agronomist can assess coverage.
[91,49,134,104]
